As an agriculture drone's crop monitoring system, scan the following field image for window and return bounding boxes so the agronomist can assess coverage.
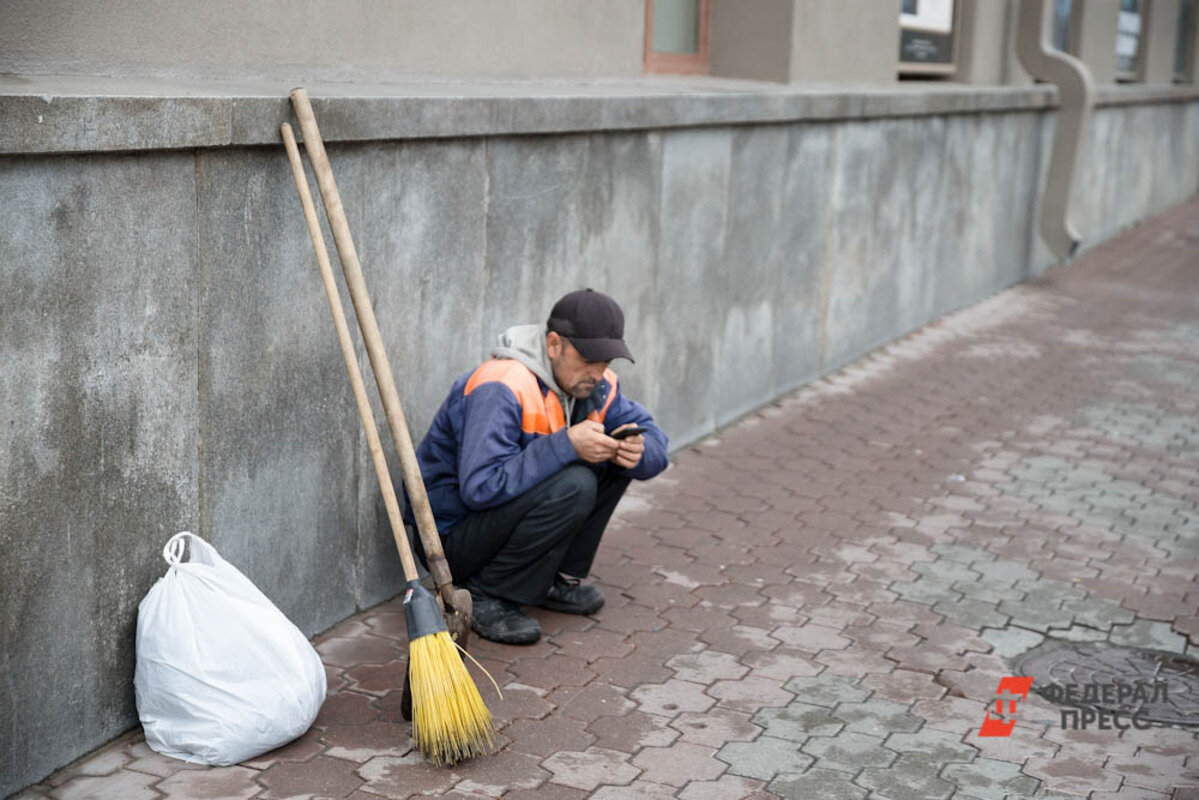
[1115,0,1147,81]
[1177,0,1196,82]
[898,0,959,76]
[644,0,710,74]
[1052,0,1081,54]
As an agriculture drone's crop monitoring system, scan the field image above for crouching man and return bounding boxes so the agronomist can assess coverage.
[414,289,669,644]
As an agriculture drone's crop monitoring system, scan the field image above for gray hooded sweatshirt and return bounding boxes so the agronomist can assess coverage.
[492,323,577,422]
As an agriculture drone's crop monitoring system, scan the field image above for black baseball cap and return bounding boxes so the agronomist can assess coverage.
[546,288,635,363]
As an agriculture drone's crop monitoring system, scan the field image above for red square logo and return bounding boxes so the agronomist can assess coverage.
[979,676,1034,737]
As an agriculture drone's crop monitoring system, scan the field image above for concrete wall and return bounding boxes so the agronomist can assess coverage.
[0,0,646,82]
[957,0,1028,85]
[957,0,1008,85]
[1145,0,1184,83]
[1075,0,1122,83]
[2,92,1197,793]
[709,0,794,84]
[3,0,1196,88]
[1073,99,1199,243]
[1147,0,1199,84]
[786,0,899,84]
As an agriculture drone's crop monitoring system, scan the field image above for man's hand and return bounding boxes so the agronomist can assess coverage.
[609,424,645,470]
[568,420,618,464]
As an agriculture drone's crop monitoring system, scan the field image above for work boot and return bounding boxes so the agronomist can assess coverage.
[540,574,605,616]
[467,584,540,645]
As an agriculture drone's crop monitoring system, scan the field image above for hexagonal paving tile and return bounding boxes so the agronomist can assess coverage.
[1022,755,1122,796]
[782,674,870,708]
[156,766,262,800]
[855,753,956,800]
[884,729,978,764]
[753,701,844,741]
[631,741,725,786]
[541,746,641,792]
[124,740,208,778]
[257,755,365,800]
[670,707,760,748]
[589,783,678,800]
[49,742,130,783]
[716,735,814,781]
[320,720,411,762]
[708,675,794,712]
[801,731,897,773]
[587,710,680,753]
[666,650,750,684]
[943,757,1044,799]
[241,727,326,769]
[740,648,823,682]
[52,770,161,800]
[677,774,771,800]
[447,749,550,797]
[859,669,947,704]
[771,623,852,653]
[505,715,596,758]
[356,753,461,798]
[555,683,635,723]
[630,679,718,718]
[769,767,869,800]
[831,699,923,737]
[315,634,403,668]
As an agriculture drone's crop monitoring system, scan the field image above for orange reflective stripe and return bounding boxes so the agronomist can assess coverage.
[545,391,566,431]
[587,369,619,424]
[464,359,524,395]
[464,359,565,435]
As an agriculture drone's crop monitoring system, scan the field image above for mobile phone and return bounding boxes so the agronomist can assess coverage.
[611,425,648,439]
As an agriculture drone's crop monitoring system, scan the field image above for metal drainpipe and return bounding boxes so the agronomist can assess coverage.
[1015,0,1095,262]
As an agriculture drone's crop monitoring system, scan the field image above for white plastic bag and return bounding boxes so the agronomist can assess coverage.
[134,532,326,765]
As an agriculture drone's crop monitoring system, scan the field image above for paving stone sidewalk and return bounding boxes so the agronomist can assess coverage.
[18,200,1199,799]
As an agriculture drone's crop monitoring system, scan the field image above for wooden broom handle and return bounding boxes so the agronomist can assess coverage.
[288,89,457,601]
[281,123,420,583]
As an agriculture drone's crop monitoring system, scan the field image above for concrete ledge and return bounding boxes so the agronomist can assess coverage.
[1091,83,1199,107]
[1,74,1196,154]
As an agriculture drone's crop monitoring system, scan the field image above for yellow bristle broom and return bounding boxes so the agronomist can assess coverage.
[281,95,494,764]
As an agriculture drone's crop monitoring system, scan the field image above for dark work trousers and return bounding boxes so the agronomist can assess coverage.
[440,464,631,605]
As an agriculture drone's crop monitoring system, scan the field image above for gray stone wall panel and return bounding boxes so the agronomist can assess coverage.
[483,134,597,341]
[990,112,1045,287]
[194,148,360,636]
[0,153,199,794]
[895,115,946,333]
[591,132,664,418]
[930,112,1041,318]
[1027,111,1057,273]
[354,139,490,606]
[1073,103,1199,251]
[717,125,791,425]
[774,124,835,391]
[717,124,834,421]
[655,128,733,445]
[481,132,662,413]
[933,114,991,317]
[823,119,921,369]
[1147,103,1199,215]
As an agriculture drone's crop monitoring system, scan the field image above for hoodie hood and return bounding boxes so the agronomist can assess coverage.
[492,323,575,420]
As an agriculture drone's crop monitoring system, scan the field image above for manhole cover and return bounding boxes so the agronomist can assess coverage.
[1012,640,1199,726]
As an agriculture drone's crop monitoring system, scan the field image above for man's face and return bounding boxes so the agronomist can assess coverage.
[547,332,610,399]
